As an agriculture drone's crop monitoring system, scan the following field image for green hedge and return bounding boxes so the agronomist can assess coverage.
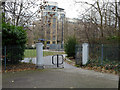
[2,22,27,64]
[64,36,77,58]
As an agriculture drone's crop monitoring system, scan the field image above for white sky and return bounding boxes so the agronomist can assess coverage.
[48,0,96,18]
[4,0,116,19]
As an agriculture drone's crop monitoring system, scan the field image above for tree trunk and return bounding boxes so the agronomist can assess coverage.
[16,3,23,26]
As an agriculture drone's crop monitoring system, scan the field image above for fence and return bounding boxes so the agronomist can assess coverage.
[75,44,120,71]
[49,44,64,51]
[1,45,65,72]
[1,46,36,72]
[75,44,82,65]
[89,44,119,64]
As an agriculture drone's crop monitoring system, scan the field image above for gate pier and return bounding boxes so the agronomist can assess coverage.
[36,42,44,69]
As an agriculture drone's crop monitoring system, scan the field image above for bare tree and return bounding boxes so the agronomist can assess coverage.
[74,0,119,44]
[2,0,47,27]
[75,0,120,87]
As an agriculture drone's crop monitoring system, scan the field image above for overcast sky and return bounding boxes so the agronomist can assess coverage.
[4,0,103,19]
[48,0,95,18]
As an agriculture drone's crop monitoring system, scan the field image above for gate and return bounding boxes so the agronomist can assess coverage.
[36,42,65,69]
[52,54,64,67]
[75,44,82,65]
[75,43,89,66]
[42,54,64,69]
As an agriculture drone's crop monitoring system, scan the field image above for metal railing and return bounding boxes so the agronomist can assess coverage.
[52,54,64,67]
[48,44,64,51]
[1,46,36,72]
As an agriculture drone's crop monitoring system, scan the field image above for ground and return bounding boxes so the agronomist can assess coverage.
[2,54,119,88]
[2,67,119,88]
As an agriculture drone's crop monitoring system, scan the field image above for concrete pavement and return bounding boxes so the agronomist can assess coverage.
[3,54,119,88]
[2,68,119,88]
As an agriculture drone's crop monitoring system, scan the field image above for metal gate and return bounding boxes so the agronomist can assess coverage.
[52,55,64,67]
[43,54,64,69]
[75,44,82,66]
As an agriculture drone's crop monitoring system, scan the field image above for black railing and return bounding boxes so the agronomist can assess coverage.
[52,54,64,67]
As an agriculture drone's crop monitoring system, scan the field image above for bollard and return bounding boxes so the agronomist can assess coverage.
[36,42,44,69]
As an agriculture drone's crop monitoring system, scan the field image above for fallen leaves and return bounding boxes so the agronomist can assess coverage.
[2,63,36,73]
[65,57,119,75]
[81,65,119,75]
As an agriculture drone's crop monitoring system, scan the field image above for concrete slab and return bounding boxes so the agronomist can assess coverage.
[2,68,119,88]
[22,54,76,69]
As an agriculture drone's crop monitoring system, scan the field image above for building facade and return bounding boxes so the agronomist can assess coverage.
[41,1,65,45]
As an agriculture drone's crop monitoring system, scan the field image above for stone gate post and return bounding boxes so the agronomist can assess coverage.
[82,43,89,65]
[36,42,44,69]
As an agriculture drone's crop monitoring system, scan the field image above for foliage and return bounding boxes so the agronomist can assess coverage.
[88,35,120,44]
[75,65,80,67]
[65,57,119,75]
[2,63,36,73]
[106,36,120,44]
[84,58,120,74]
[74,1,120,45]
[2,22,27,64]
[64,36,77,58]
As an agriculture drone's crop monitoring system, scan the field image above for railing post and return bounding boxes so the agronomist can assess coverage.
[57,55,59,67]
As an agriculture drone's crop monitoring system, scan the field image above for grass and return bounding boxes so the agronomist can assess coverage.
[24,49,36,58]
[24,49,65,58]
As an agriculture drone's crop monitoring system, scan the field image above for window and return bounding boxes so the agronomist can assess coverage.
[53,18,56,23]
[53,18,56,28]
[47,41,50,44]
[53,36,56,40]
[53,41,55,44]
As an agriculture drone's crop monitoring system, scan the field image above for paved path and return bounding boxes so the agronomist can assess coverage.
[22,54,76,69]
[3,68,119,88]
[3,55,119,88]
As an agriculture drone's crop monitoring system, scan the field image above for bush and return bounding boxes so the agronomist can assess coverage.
[64,36,77,58]
[2,22,27,64]
[89,36,120,44]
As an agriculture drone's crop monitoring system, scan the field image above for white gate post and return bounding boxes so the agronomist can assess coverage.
[82,43,89,65]
[36,42,44,68]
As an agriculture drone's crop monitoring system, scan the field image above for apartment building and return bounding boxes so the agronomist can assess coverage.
[41,1,65,45]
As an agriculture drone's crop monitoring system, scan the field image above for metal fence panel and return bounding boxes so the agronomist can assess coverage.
[75,44,82,65]
[49,44,64,51]
[75,44,120,66]
[2,46,36,72]
[89,44,119,64]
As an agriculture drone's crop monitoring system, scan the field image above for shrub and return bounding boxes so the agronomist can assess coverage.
[2,22,27,64]
[64,36,77,58]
